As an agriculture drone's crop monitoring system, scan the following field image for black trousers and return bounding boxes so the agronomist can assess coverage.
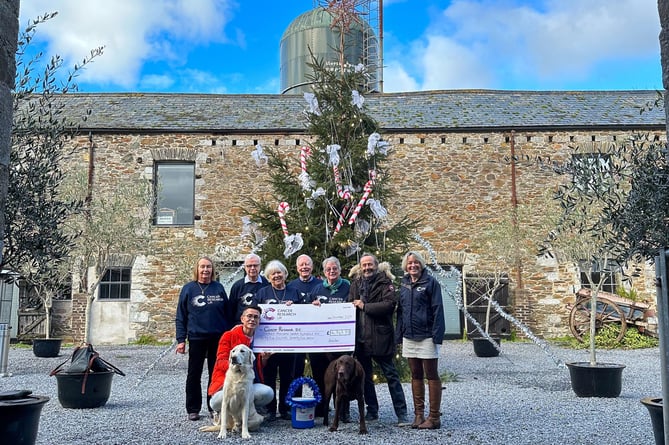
[264,352,297,415]
[185,337,219,414]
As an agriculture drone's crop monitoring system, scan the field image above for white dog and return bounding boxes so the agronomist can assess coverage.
[218,344,256,439]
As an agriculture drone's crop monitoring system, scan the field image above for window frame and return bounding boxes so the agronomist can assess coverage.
[98,266,132,301]
[153,161,196,226]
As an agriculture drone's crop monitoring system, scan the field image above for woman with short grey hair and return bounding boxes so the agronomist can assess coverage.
[255,259,301,421]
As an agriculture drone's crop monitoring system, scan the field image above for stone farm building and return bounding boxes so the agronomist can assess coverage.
[31,90,667,344]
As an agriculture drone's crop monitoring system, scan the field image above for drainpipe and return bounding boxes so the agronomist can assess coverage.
[509,131,523,290]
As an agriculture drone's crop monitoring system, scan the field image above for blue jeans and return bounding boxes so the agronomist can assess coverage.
[357,353,407,418]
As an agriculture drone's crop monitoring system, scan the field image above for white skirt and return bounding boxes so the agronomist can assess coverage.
[402,337,439,359]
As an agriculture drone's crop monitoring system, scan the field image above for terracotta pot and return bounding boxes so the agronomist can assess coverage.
[565,362,625,398]
[640,397,663,445]
[32,338,62,357]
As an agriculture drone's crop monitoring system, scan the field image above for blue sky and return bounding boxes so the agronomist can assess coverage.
[18,0,662,94]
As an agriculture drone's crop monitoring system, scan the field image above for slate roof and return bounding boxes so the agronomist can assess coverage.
[55,90,666,134]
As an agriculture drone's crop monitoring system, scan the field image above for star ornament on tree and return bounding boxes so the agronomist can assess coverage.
[324,0,365,34]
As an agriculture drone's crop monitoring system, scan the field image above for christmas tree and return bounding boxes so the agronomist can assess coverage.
[247,5,415,276]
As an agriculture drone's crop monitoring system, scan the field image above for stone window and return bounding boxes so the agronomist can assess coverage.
[154,162,195,226]
[571,152,612,194]
[98,267,131,300]
[578,260,620,294]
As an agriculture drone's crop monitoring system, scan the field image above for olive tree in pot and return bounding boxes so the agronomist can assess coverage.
[542,141,634,398]
[468,200,557,357]
[465,273,507,357]
[602,134,669,443]
[2,12,99,357]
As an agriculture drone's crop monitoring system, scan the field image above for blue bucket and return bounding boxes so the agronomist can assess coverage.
[290,397,316,428]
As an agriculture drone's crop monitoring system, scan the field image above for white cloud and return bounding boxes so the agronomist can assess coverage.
[382,62,419,92]
[387,0,660,91]
[19,0,236,89]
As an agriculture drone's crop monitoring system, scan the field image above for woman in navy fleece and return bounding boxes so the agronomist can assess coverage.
[175,256,230,421]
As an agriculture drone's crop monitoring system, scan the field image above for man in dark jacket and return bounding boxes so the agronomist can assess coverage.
[349,253,409,426]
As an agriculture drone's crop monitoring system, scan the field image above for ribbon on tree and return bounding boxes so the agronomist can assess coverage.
[277,202,303,257]
[367,198,388,220]
[348,170,376,225]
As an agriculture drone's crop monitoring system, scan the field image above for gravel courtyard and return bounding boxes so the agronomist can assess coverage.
[1,340,662,445]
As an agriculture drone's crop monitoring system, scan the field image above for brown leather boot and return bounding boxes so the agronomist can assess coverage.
[411,379,425,428]
[418,379,442,430]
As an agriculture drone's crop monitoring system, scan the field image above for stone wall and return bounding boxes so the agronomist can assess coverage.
[64,127,665,343]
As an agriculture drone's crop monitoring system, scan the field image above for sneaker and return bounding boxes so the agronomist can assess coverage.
[280,412,292,420]
[364,411,379,421]
[266,412,277,422]
[188,412,201,421]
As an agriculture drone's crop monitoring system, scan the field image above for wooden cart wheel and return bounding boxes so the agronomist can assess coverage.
[569,296,627,343]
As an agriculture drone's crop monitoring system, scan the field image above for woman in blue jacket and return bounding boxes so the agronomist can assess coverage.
[395,251,445,430]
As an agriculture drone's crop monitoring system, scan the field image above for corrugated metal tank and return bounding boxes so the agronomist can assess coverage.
[280,7,379,94]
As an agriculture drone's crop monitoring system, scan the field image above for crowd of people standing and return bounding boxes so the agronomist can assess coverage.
[175,250,446,431]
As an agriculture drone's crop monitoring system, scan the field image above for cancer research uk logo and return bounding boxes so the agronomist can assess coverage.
[263,307,277,321]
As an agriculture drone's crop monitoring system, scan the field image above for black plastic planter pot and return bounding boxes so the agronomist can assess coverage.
[0,390,49,445]
[55,371,114,408]
[640,397,663,445]
[472,337,501,357]
[32,338,62,357]
[566,362,625,398]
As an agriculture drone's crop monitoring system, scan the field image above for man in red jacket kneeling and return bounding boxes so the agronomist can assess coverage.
[206,305,274,431]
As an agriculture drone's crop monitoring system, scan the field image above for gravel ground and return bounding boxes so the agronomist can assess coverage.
[0,340,662,445]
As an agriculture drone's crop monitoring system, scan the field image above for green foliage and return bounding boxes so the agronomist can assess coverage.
[553,326,658,350]
[131,335,171,346]
[606,136,669,262]
[615,287,639,301]
[371,352,411,383]
[4,12,103,337]
[248,55,416,274]
[440,370,460,383]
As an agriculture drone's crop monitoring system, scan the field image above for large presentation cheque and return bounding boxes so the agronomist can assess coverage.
[253,303,356,353]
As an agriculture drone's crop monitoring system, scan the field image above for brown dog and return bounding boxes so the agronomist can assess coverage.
[323,355,367,434]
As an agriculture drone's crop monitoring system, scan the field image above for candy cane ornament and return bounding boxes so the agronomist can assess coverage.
[333,165,352,200]
[277,202,290,236]
[300,146,311,173]
[299,146,313,191]
[277,201,303,257]
[348,171,376,225]
[334,203,350,236]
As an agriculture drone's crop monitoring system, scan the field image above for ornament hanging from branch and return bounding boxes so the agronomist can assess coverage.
[304,92,321,116]
[348,170,376,225]
[367,132,390,157]
[351,90,364,109]
[277,202,303,258]
[298,146,315,191]
[367,198,388,220]
[333,202,351,236]
[306,187,326,209]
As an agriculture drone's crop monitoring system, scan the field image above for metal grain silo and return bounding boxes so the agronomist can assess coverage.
[280,6,380,94]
